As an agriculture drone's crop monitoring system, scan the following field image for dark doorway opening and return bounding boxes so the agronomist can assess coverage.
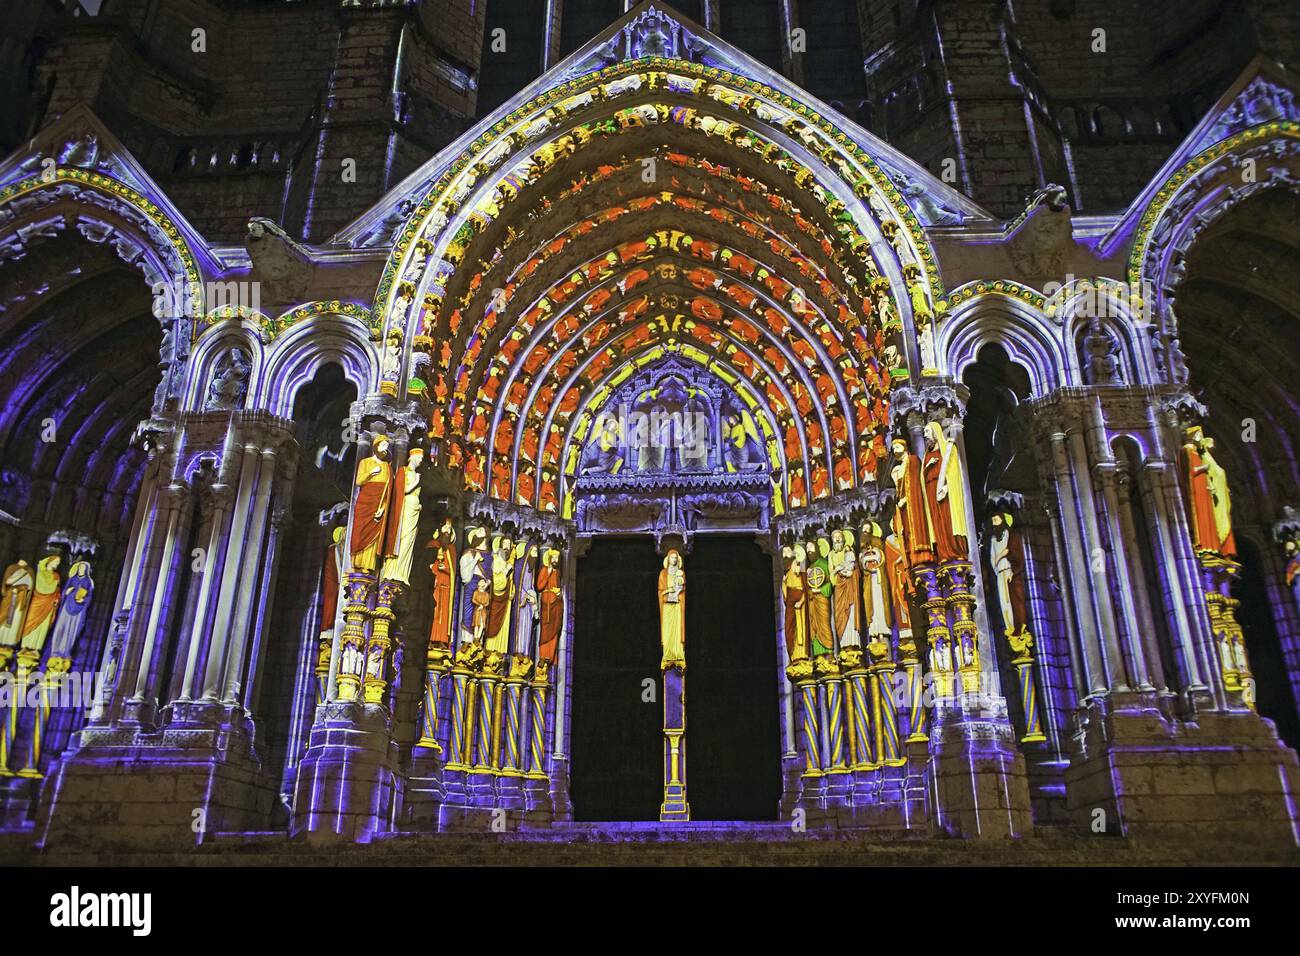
[684,536,781,821]
[570,537,664,821]
[569,534,782,822]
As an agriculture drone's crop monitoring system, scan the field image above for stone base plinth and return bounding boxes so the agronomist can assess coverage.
[929,696,1033,839]
[1066,697,1300,843]
[36,722,275,850]
[290,703,398,843]
[400,746,445,830]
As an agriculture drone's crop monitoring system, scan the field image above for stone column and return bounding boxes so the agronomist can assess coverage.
[778,0,804,86]
[467,648,504,801]
[520,659,555,819]
[37,415,291,847]
[892,382,1031,838]
[787,658,822,779]
[1051,388,1300,841]
[122,480,192,727]
[291,407,424,842]
[659,661,689,822]
[702,0,720,32]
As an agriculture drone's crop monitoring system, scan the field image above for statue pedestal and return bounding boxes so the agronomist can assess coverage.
[402,744,445,831]
[38,713,277,849]
[290,702,398,843]
[0,776,39,830]
[659,665,689,821]
[929,695,1032,838]
[1065,694,1300,842]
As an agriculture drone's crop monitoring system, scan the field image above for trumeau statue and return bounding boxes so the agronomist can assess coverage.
[659,549,685,670]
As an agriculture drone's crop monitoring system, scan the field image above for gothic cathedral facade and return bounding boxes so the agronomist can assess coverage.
[0,0,1298,855]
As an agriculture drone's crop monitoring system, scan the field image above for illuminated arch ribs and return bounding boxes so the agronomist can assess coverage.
[375,57,943,518]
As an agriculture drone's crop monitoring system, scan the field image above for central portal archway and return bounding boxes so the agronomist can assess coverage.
[362,29,943,833]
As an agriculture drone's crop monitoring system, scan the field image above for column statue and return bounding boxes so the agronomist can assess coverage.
[988,512,1031,641]
[987,510,1046,742]
[20,555,62,652]
[858,523,894,642]
[426,518,457,649]
[803,538,834,656]
[829,529,861,649]
[0,560,35,662]
[536,548,564,667]
[379,446,424,585]
[1181,425,1236,559]
[781,545,809,663]
[349,435,399,573]
[459,527,489,644]
[485,536,518,654]
[921,421,971,565]
[512,543,539,657]
[48,560,94,661]
[889,437,934,567]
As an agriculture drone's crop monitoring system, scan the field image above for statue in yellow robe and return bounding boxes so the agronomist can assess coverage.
[20,555,62,652]
[781,546,809,663]
[485,536,517,654]
[0,560,34,652]
[659,549,685,670]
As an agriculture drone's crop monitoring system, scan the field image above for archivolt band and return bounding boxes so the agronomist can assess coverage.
[0,5,1298,848]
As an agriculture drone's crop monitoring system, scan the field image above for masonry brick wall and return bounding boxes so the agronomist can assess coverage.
[8,0,1297,234]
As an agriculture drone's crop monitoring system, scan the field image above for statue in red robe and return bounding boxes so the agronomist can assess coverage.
[537,549,564,666]
[1181,426,1236,559]
[890,437,934,567]
[349,436,402,573]
[426,519,457,649]
[920,422,970,564]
